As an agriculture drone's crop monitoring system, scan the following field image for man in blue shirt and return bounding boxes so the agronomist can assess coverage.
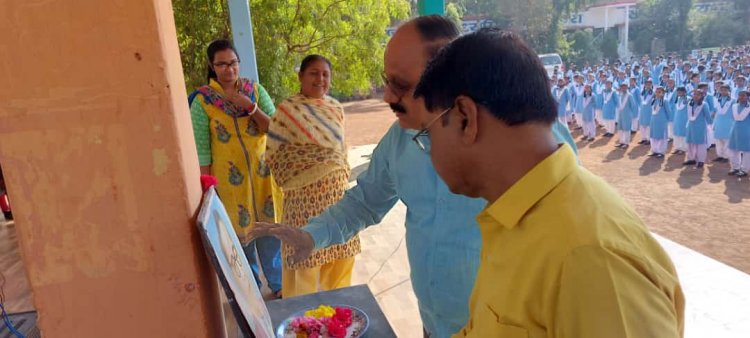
[251,16,577,338]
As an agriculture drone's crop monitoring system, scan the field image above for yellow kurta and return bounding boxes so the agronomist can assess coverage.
[193,79,282,244]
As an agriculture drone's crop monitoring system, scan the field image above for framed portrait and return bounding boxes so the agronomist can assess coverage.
[197,186,275,338]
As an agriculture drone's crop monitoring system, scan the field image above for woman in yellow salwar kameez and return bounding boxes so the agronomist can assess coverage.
[189,40,283,297]
[265,55,360,297]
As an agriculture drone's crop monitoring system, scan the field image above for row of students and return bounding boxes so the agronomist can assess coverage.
[551,76,750,176]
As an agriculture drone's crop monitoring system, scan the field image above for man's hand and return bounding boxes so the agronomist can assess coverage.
[250,222,314,264]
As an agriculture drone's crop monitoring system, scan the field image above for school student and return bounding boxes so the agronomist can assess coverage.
[729,90,750,177]
[649,87,672,158]
[684,89,713,168]
[712,85,735,162]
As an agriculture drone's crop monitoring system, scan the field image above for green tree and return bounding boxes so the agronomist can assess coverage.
[631,0,695,54]
[600,28,619,61]
[450,0,499,16]
[492,0,554,52]
[691,10,750,49]
[173,0,231,92]
[250,0,410,101]
[445,2,465,29]
[737,0,750,30]
[173,0,409,102]
[545,0,591,53]
[567,30,602,65]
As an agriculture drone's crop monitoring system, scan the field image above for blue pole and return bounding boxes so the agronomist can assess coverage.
[418,0,445,15]
[227,0,259,82]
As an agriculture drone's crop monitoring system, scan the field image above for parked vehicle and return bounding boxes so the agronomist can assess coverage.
[539,53,564,78]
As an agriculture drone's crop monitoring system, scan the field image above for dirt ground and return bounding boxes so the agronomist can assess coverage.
[343,98,750,274]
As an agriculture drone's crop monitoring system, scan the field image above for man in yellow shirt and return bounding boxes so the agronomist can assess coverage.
[412,28,685,338]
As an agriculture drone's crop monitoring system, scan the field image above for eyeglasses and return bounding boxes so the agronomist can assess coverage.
[381,72,412,99]
[412,105,454,153]
[213,59,240,69]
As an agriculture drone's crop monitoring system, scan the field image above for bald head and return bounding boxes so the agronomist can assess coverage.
[383,16,460,129]
[404,15,460,58]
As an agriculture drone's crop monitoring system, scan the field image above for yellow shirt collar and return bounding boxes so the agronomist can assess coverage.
[478,144,576,229]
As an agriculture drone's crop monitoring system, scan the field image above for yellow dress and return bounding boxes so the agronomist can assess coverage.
[191,78,282,243]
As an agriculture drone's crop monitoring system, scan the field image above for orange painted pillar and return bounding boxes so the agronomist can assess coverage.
[0,1,222,337]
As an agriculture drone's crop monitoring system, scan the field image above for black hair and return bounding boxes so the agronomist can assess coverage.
[299,54,332,73]
[206,39,239,82]
[409,15,461,58]
[414,28,556,126]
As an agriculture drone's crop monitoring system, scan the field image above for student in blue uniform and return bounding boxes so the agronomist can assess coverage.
[733,76,747,99]
[630,64,643,81]
[640,69,652,86]
[615,83,638,148]
[638,80,655,145]
[614,71,628,88]
[672,62,692,86]
[580,84,597,141]
[669,87,690,155]
[571,74,586,128]
[594,73,607,95]
[665,78,677,100]
[553,77,571,128]
[684,89,713,168]
[649,87,672,158]
[712,84,735,162]
[726,66,737,82]
[586,73,596,86]
[653,56,666,81]
[675,63,691,86]
[594,73,607,124]
[698,64,708,82]
[600,80,618,136]
[711,72,724,93]
[712,80,724,97]
[698,83,717,147]
[729,90,750,177]
[629,77,641,133]
[686,73,700,93]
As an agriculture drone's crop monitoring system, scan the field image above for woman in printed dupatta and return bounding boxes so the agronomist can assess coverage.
[266,55,360,297]
[189,40,283,298]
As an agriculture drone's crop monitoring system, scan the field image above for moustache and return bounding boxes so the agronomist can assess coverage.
[390,103,407,114]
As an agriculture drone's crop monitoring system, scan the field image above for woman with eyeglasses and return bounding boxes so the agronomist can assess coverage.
[264,55,360,297]
[189,39,283,298]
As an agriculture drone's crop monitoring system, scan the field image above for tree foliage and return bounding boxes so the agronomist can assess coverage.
[629,0,695,55]
[173,0,409,102]
[566,30,602,65]
[445,2,465,29]
[600,29,620,61]
[690,3,750,49]
[173,0,231,92]
[446,0,590,54]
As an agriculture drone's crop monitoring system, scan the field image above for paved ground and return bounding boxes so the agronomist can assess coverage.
[343,98,750,274]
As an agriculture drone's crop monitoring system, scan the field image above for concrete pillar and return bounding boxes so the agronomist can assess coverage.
[0,1,222,337]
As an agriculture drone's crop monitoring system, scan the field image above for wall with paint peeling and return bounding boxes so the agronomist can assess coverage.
[0,0,222,337]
